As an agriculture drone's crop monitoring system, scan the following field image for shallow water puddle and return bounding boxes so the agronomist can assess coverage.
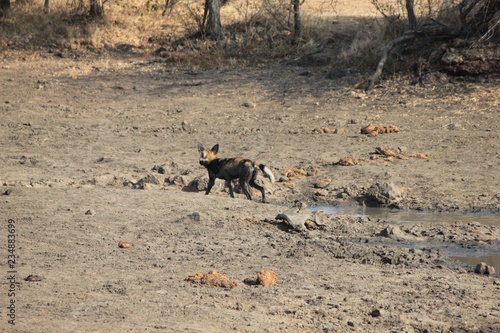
[310,205,500,227]
[310,205,500,276]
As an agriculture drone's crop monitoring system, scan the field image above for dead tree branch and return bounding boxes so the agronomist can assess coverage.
[356,32,418,91]
[356,27,461,91]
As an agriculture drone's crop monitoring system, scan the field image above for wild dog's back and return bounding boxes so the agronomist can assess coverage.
[197,143,274,203]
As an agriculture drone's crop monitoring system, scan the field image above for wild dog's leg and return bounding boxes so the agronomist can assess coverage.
[206,176,215,195]
[249,179,266,203]
[226,179,236,198]
[239,178,253,200]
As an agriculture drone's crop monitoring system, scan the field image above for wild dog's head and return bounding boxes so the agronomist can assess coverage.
[198,143,219,166]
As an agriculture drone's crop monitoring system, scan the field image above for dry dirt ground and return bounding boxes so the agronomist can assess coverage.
[0,54,499,333]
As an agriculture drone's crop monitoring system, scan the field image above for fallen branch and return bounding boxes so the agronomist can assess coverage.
[358,32,418,91]
[357,27,460,91]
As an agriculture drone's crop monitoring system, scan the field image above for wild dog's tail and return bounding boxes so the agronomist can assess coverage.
[257,163,275,183]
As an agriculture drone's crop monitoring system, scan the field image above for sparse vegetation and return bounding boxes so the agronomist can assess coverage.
[0,0,498,76]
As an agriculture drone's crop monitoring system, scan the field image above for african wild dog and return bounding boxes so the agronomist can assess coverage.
[198,143,275,203]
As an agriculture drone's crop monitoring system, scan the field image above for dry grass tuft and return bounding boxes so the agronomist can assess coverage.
[1,0,462,72]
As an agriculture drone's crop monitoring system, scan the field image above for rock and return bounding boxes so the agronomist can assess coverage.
[275,202,311,232]
[313,180,330,188]
[276,213,310,231]
[335,127,346,135]
[335,156,360,166]
[379,225,417,240]
[134,174,160,189]
[185,270,237,289]
[183,176,208,192]
[315,189,329,197]
[411,153,430,159]
[118,241,130,248]
[283,168,307,179]
[25,275,43,282]
[85,209,94,215]
[313,127,335,134]
[365,182,402,205]
[152,165,168,174]
[166,175,186,186]
[242,102,256,108]
[361,124,400,136]
[369,309,382,317]
[474,262,496,276]
[256,269,277,287]
[307,167,320,176]
[187,212,201,222]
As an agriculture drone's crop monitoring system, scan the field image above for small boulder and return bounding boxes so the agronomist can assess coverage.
[474,262,496,276]
[365,182,402,205]
[256,269,277,287]
[185,270,237,289]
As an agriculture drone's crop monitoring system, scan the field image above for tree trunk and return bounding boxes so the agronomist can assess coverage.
[44,0,50,13]
[0,0,10,16]
[90,0,104,18]
[293,0,302,41]
[203,0,222,40]
[406,0,417,30]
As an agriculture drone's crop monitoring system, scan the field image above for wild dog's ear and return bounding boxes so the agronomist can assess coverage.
[211,144,219,154]
[198,143,205,153]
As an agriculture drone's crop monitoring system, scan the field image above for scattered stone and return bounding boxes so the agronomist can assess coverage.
[25,275,43,282]
[256,269,277,287]
[411,153,430,159]
[315,189,329,197]
[283,168,307,179]
[397,146,409,156]
[278,176,290,182]
[313,127,335,134]
[152,165,168,174]
[379,225,417,240]
[118,241,131,248]
[361,124,400,137]
[187,212,201,222]
[276,212,310,231]
[335,127,346,135]
[276,202,312,232]
[133,174,160,189]
[185,270,237,289]
[181,120,193,132]
[242,102,256,108]
[371,147,428,161]
[446,123,463,131]
[166,175,187,187]
[96,157,113,163]
[183,176,208,192]
[335,156,360,166]
[313,180,330,188]
[307,167,320,176]
[474,262,496,276]
[365,182,402,205]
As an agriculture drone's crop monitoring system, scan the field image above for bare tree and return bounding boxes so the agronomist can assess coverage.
[0,0,10,16]
[405,0,417,29]
[90,0,104,17]
[202,0,222,40]
[292,0,302,41]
